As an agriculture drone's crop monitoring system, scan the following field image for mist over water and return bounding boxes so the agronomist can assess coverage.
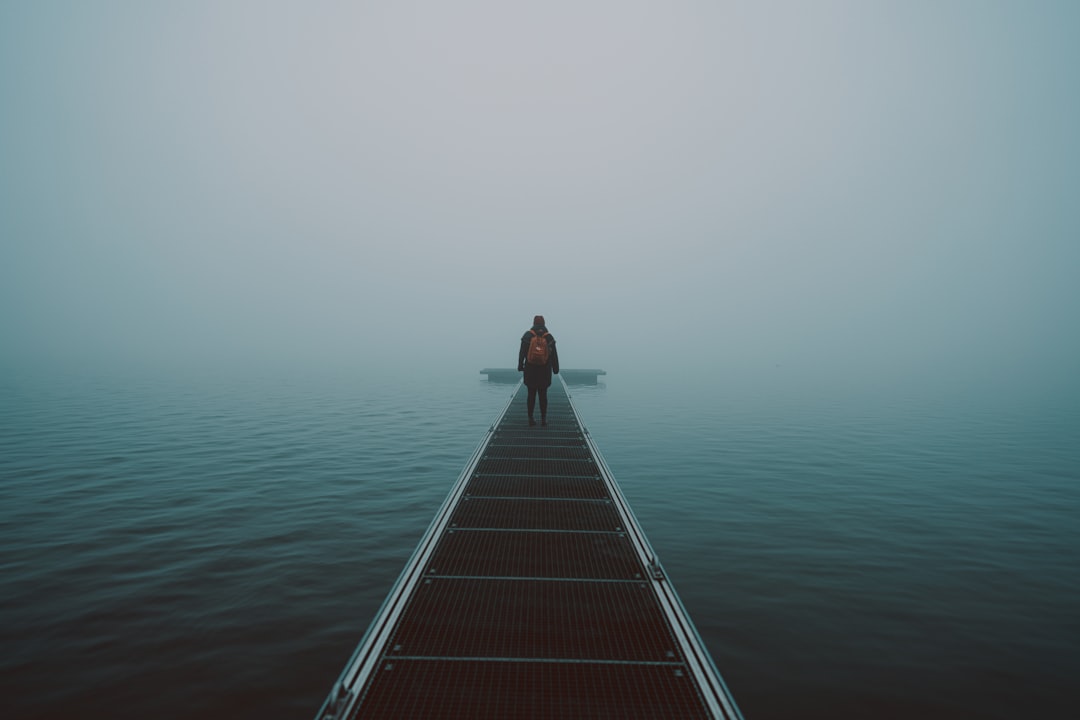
[2,1,1078,399]
[2,1,1079,718]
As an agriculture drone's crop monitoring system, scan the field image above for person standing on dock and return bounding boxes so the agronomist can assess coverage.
[518,315,560,426]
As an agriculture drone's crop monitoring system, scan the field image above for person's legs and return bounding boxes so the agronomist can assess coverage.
[527,385,537,424]
[538,387,548,425]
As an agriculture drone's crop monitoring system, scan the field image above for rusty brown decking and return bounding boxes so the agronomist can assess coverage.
[317,379,742,719]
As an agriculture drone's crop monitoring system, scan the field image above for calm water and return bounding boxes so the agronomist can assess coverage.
[2,371,1077,719]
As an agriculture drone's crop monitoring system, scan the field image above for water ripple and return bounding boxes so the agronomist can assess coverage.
[2,376,1077,719]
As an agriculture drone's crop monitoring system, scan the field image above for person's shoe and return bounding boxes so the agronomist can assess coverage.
[541,417,547,426]
[529,417,537,426]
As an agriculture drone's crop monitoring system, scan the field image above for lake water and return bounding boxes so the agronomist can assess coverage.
[2,370,1077,719]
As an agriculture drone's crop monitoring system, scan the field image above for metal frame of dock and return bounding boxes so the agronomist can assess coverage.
[317,378,742,719]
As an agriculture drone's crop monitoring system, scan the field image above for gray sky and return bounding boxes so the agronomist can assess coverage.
[2,1,1078,396]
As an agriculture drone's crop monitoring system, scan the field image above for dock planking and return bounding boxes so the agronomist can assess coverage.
[317,378,742,719]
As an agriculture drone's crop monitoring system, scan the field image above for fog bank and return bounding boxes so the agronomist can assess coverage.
[3,1,1078,400]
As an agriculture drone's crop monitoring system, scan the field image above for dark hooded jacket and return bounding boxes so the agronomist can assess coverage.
[518,324,559,388]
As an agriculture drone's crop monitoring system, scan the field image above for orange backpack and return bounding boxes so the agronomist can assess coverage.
[526,330,550,366]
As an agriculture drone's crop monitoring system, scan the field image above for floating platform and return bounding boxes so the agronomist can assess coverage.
[317,378,741,719]
[481,368,607,384]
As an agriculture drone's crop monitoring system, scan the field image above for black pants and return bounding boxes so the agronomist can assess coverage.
[527,386,548,419]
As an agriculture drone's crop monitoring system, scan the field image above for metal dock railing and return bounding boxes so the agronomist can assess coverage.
[317,378,742,719]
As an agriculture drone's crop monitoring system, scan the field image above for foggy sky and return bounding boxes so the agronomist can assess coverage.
[2,1,1078,397]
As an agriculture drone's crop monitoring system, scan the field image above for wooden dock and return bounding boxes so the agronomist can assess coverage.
[317,378,742,719]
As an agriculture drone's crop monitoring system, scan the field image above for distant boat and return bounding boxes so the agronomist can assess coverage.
[480,367,606,384]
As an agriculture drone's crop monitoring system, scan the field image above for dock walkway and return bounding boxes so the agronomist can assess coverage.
[318,379,742,719]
